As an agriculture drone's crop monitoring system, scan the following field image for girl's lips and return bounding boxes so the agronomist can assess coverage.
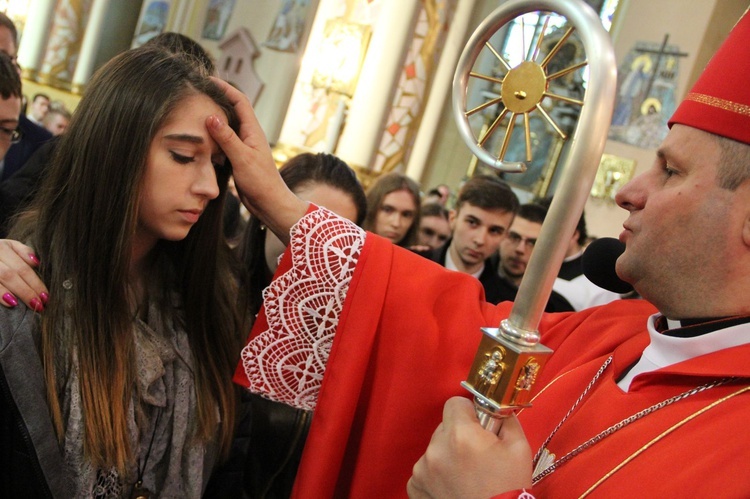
[179,210,202,223]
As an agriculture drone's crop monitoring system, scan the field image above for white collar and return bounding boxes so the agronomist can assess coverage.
[445,248,484,279]
[617,314,750,391]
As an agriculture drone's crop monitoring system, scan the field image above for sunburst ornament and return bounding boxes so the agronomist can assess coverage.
[465,16,587,166]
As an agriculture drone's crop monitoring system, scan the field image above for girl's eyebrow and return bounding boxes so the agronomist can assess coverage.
[163,133,204,144]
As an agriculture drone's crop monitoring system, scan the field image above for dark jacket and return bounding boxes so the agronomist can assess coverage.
[0,305,71,497]
[0,137,58,236]
[414,239,515,305]
[2,115,52,181]
[416,240,574,312]
[0,304,251,498]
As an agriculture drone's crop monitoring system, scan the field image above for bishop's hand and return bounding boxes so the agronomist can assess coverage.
[207,78,308,245]
[407,396,533,498]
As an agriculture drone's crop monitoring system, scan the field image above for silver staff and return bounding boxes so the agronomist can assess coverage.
[453,0,617,433]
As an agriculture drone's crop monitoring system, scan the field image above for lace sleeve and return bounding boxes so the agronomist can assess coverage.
[238,207,366,410]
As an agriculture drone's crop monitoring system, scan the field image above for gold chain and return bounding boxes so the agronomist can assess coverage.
[579,384,750,498]
[532,355,739,485]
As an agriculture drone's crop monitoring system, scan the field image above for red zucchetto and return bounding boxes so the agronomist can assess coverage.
[669,10,750,145]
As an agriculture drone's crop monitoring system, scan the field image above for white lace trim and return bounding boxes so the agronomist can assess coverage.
[240,208,366,410]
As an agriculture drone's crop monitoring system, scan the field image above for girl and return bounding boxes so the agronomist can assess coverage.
[239,151,366,318]
[237,152,366,497]
[0,47,243,497]
[362,171,421,247]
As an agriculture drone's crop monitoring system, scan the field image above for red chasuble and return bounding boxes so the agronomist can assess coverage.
[235,209,750,498]
[522,316,750,498]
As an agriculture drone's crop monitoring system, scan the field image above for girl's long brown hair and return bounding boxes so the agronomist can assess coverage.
[11,47,242,473]
[363,171,422,247]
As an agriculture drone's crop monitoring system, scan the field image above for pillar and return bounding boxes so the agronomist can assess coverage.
[16,0,57,80]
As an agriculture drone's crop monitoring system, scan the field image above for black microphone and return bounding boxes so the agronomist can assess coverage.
[582,238,634,294]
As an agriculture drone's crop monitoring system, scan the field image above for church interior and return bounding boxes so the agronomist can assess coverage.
[5,0,748,239]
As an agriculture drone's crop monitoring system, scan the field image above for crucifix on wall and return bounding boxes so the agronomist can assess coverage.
[608,34,688,149]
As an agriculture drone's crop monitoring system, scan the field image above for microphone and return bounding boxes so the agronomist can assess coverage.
[582,238,634,294]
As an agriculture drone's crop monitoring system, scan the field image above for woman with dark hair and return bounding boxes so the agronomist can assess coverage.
[238,152,366,318]
[234,151,366,497]
[144,32,217,74]
[0,46,243,496]
[363,171,421,247]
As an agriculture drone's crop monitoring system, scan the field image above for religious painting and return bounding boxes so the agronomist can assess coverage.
[608,38,685,149]
[38,0,94,87]
[590,154,637,203]
[132,0,171,48]
[263,0,311,53]
[202,0,236,41]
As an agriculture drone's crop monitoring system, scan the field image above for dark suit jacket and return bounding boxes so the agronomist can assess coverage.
[0,137,57,236]
[2,115,52,181]
[414,239,515,305]
[416,240,574,311]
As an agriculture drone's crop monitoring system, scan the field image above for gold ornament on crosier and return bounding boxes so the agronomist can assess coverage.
[466,21,586,166]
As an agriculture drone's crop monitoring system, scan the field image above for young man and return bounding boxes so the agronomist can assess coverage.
[416,174,518,304]
[25,93,49,126]
[497,203,574,311]
[41,106,70,136]
[415,202,451,250]
[0,13,52,181]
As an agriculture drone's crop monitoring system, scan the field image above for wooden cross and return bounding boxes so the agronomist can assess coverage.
[635,34,689,100]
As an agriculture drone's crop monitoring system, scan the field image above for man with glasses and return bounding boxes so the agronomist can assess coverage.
[0,13,52,181]
[497,202,574,312]
[539,197,624,311]
[0,52,21,163]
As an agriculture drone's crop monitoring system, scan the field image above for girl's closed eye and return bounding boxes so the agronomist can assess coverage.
[171,151,195,164]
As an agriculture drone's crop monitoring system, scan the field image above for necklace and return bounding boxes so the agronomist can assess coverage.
[531,356,737,485]
[130,408,162,499]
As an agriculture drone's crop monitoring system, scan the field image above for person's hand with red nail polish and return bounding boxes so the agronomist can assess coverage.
[0,239,49,310]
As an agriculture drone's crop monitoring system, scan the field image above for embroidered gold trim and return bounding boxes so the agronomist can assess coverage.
[518,367,575,416]
[578,384,750,498]
[685,92,750,117]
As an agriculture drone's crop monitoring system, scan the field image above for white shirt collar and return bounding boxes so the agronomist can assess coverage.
[617,314,750,391]
[444,249,484,279]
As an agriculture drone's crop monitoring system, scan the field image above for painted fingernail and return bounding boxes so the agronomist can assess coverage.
[29,253,40,265]
[30,298,44,312]
[209,115,225,129]
[3,293,18,307]
[40,292,49,304]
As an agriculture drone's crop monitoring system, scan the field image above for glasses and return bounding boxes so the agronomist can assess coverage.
[0,127,21,144]
[0,50,20,73]
[507,231,537,250]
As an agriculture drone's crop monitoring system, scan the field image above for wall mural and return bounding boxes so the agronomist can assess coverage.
[202,0,237,41]
[373,0,456,173]
[264,0,311,52]
[132,0,171,48]
[608,35,687,150]
[38,0,93,88]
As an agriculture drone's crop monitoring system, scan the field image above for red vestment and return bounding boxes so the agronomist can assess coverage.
[235,208,750,498]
